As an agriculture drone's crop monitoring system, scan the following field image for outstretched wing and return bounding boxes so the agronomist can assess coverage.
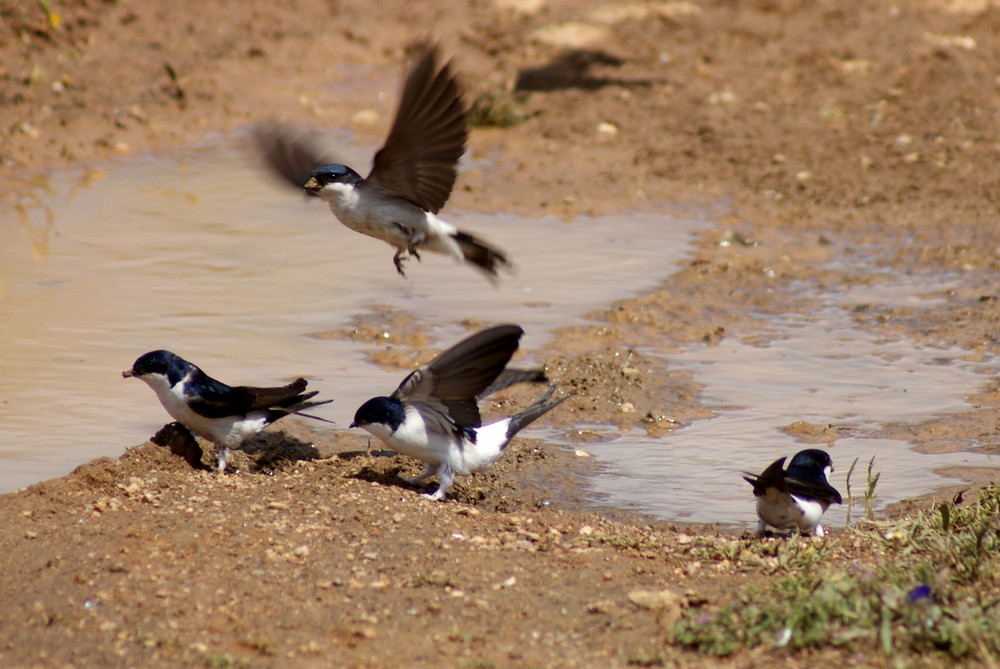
[253,123,344,192]
[364,43,468,213]
[392,325,523,428]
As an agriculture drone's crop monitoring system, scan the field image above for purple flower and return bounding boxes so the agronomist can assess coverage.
[908,584,932,603]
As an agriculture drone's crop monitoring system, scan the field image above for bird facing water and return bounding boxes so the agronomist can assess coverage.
[124,350,332,472]
[743,448,843,536]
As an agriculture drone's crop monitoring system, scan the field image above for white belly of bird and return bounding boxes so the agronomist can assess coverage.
[377,409,512,476]
[757,490,825,533]
[324,185,462,259]
[152,377,264,447]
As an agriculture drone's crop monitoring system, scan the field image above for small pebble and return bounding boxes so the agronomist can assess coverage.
[596,122,618,136]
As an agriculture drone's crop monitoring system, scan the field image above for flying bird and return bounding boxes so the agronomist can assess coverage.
[743,448,843,537]
[124,350,332,473]
[349,325,567,500]
[254,43,511,281]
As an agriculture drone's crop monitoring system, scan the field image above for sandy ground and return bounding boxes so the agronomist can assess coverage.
[2,0,1000,666]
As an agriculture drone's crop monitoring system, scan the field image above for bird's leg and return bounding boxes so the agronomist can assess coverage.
[392,247,408,277]
[216,446,231,474]
[423,464,453,501]
[407,230,424,262]
[402,462,435,486]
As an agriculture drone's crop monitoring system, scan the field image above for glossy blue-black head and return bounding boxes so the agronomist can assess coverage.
[123,350,192,385]
[350,396,405,431]
[304,163,363,193]
[787,449,834,478]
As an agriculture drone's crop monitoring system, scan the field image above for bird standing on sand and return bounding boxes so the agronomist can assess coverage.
[742,448,843,537]
[255,43,511,281]
[124,350,332,472]
[349,325,568,500]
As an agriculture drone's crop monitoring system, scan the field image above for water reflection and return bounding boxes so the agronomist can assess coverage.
[0,137,704,493]
[578,278,998,527]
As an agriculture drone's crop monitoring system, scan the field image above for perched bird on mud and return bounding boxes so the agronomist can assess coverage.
[124,350,332,472]
[742,448,843,537]
[254,43,511,281]
[349,325,568,500]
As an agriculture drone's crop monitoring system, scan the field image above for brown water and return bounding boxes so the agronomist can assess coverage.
[571,275,998,527]
[2,137,995,531]
[0,137,704,493]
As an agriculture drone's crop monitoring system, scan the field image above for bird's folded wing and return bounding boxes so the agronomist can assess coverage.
[365,43,467,213]
[188,378,309,418]
[742,456,788,497]
[253,123,344,191]
[785,476,843,505]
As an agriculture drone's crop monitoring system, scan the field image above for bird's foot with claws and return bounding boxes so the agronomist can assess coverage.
[392,248,408,277]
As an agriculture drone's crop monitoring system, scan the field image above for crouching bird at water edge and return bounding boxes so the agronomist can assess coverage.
[254,42,511,281]
[743,448,843,537]
[349,324,569,501]
[124,350,333,473]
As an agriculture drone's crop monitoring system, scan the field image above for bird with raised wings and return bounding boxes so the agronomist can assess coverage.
[255,43,511,281]
[349,325,567,500]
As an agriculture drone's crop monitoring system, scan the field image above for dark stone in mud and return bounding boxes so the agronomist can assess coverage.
[150,422,208,470]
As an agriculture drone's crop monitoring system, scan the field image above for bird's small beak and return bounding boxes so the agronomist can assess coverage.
[122,370,133,379]
[349,421,358,429]
[303,176,320,194]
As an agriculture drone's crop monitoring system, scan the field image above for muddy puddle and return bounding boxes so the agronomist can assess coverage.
[0,136,705,493]
[574,275,998,527]
[2,135,996,531]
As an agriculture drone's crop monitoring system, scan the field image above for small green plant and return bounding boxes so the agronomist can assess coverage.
[671,486,1000,660]
[409,571,459,588]
[468,91,528,128]
[245,638,275,656]
[844,455,880,523]
[625,650,666,666]
[844,456,859,524]
[449,623,486,644]
[864,455,881,519]
[199,654,248,669]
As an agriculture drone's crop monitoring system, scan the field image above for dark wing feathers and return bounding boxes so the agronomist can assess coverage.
[365,43,468,213]
[188,378,311,419]
[742,457,787,497]
[477,367,548,400]
[424,324,524,399]
[785,476,843,505]
[409,400,469,439]
[392,325,523,429]
[743,455,843,505]
[253,123,345,191]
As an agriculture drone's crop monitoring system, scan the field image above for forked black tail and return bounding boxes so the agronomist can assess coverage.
[505,385,568,442]
[452,230,512,280]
